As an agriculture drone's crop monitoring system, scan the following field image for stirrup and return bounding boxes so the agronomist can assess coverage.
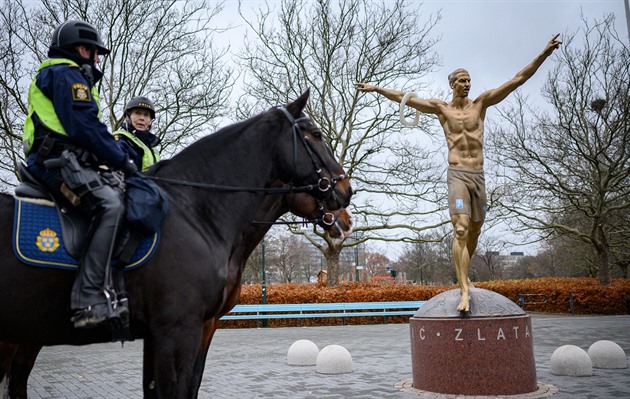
[104,289,132,342]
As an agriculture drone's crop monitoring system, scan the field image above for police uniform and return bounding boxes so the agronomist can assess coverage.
[113,96,161,171]
[23,20,133,329]
[24,58,128,176]
[113,124,160,171]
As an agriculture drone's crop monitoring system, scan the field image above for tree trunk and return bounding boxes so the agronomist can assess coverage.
[594,226,611,285]
[597,246,611,285]
[325,244,342,287]
[617,261,629,279]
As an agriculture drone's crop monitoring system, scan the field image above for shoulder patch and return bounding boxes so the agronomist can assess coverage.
[71,83,91,102]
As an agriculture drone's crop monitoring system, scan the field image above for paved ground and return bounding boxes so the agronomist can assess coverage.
[13,314,630,398]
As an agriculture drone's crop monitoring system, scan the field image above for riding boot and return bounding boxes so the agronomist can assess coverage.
[70,184,125,327]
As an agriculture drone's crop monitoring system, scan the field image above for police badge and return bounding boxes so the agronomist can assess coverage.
[71,83,91,102]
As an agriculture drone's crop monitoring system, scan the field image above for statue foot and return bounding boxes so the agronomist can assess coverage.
[457,293,470,313]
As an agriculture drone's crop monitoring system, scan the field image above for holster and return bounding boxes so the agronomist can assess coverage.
[43,150,109,207]
[58,150,102,195]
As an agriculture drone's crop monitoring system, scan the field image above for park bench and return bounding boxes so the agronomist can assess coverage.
[220,300,425,327]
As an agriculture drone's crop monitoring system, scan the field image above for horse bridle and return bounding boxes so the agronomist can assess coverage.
[254,192,348,237]
[277,107,348,199]
[314,200,349,238]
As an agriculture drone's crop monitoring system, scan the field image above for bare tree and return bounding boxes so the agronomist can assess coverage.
[266,232,312,283]
[489,14,630,285]
[469,234,507,281]
[528,239,564,278]
[242,242,264,284]
[396,241,436,285]
[237,0,445,285]
[0,0,234,189]
[395,225,455,285]
[364,251,390,280]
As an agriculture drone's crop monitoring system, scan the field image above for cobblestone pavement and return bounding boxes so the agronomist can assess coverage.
[13,314,630,398]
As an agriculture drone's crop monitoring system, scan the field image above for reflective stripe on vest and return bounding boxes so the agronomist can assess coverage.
[22,58,101,155]
[113,130,160,171]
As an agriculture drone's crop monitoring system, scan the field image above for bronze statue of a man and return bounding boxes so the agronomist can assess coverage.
[357,34,561,312]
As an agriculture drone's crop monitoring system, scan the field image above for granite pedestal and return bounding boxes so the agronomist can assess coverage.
[409,288,537,395]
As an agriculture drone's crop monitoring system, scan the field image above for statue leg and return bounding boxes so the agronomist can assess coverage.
[451,214,471,312]
[465,220,484,288]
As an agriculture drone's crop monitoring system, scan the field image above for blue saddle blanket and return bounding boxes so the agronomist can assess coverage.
[13,198,159,271]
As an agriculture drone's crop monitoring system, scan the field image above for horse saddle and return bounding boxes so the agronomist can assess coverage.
[12,163,159,271]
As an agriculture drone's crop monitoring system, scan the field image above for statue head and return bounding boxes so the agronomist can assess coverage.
[448,68,469,87]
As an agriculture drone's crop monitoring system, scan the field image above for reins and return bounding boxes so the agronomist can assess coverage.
[252,212,344,232]
[144,175,323,194]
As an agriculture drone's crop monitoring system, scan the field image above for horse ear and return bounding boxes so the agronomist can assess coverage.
[286,89,310,117]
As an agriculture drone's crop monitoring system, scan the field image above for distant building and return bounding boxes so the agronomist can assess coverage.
[317,269,327,284]
[500,252,526,271]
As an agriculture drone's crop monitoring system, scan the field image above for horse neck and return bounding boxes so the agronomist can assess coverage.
[156,121,286,224]
[232,194,289,264]
[155,121,295,252]
[158,128,278,190]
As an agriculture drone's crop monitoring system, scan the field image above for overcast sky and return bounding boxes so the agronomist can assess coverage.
[421,0,627,98]
[220,0,628,259]
[226,0,627,100]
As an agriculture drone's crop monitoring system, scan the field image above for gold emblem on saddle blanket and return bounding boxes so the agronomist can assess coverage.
[36,228,60,252]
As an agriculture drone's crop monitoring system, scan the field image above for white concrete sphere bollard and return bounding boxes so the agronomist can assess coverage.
[550,345,593,376]
[287,339,320,366]
[588,340,628,369]
[316,344,353,374]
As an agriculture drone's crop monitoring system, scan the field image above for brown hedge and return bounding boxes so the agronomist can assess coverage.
[219,278,630,329]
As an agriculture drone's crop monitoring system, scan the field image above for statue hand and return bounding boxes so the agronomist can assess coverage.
[545,33,562,55]
[356,82,376,92]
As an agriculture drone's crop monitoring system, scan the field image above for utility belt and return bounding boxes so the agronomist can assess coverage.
[32,134,98,166]
[34,135,124,206]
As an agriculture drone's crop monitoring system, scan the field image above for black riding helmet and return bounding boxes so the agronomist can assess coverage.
[125,96,156,120]
[50,20,110,55]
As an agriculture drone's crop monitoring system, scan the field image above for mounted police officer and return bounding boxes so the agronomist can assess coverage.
[22,20,137,329]
[114,96,161,171]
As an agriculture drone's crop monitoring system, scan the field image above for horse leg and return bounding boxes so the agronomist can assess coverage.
[6,345,41,399]
[189,319,220,399]
[143,319,217,399]
[0,343,18,399]
[143,336,158,399]
[148,324,203,398]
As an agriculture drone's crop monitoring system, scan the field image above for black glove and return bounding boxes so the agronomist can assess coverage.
[122,159,138,177]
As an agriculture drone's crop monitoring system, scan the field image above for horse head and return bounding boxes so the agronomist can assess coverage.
[285,192,353,239]
[276,90,352,211]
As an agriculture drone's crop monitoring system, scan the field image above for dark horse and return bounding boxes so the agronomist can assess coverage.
[0,90,352,398]
[0,191,352,399]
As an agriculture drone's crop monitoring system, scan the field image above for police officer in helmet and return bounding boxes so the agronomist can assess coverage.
[114,96,161,171]
[22,20,136,329]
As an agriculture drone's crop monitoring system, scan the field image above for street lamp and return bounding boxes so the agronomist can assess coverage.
[355,245,360,282]
[349,231,365,282]
[261,237,267,327]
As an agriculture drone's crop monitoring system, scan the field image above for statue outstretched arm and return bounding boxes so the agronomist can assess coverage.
[356,82,444,114]
[477,34,562,107]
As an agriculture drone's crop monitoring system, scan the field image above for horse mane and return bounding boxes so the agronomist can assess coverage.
[148,111,270,178]
[175,113,267,162]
